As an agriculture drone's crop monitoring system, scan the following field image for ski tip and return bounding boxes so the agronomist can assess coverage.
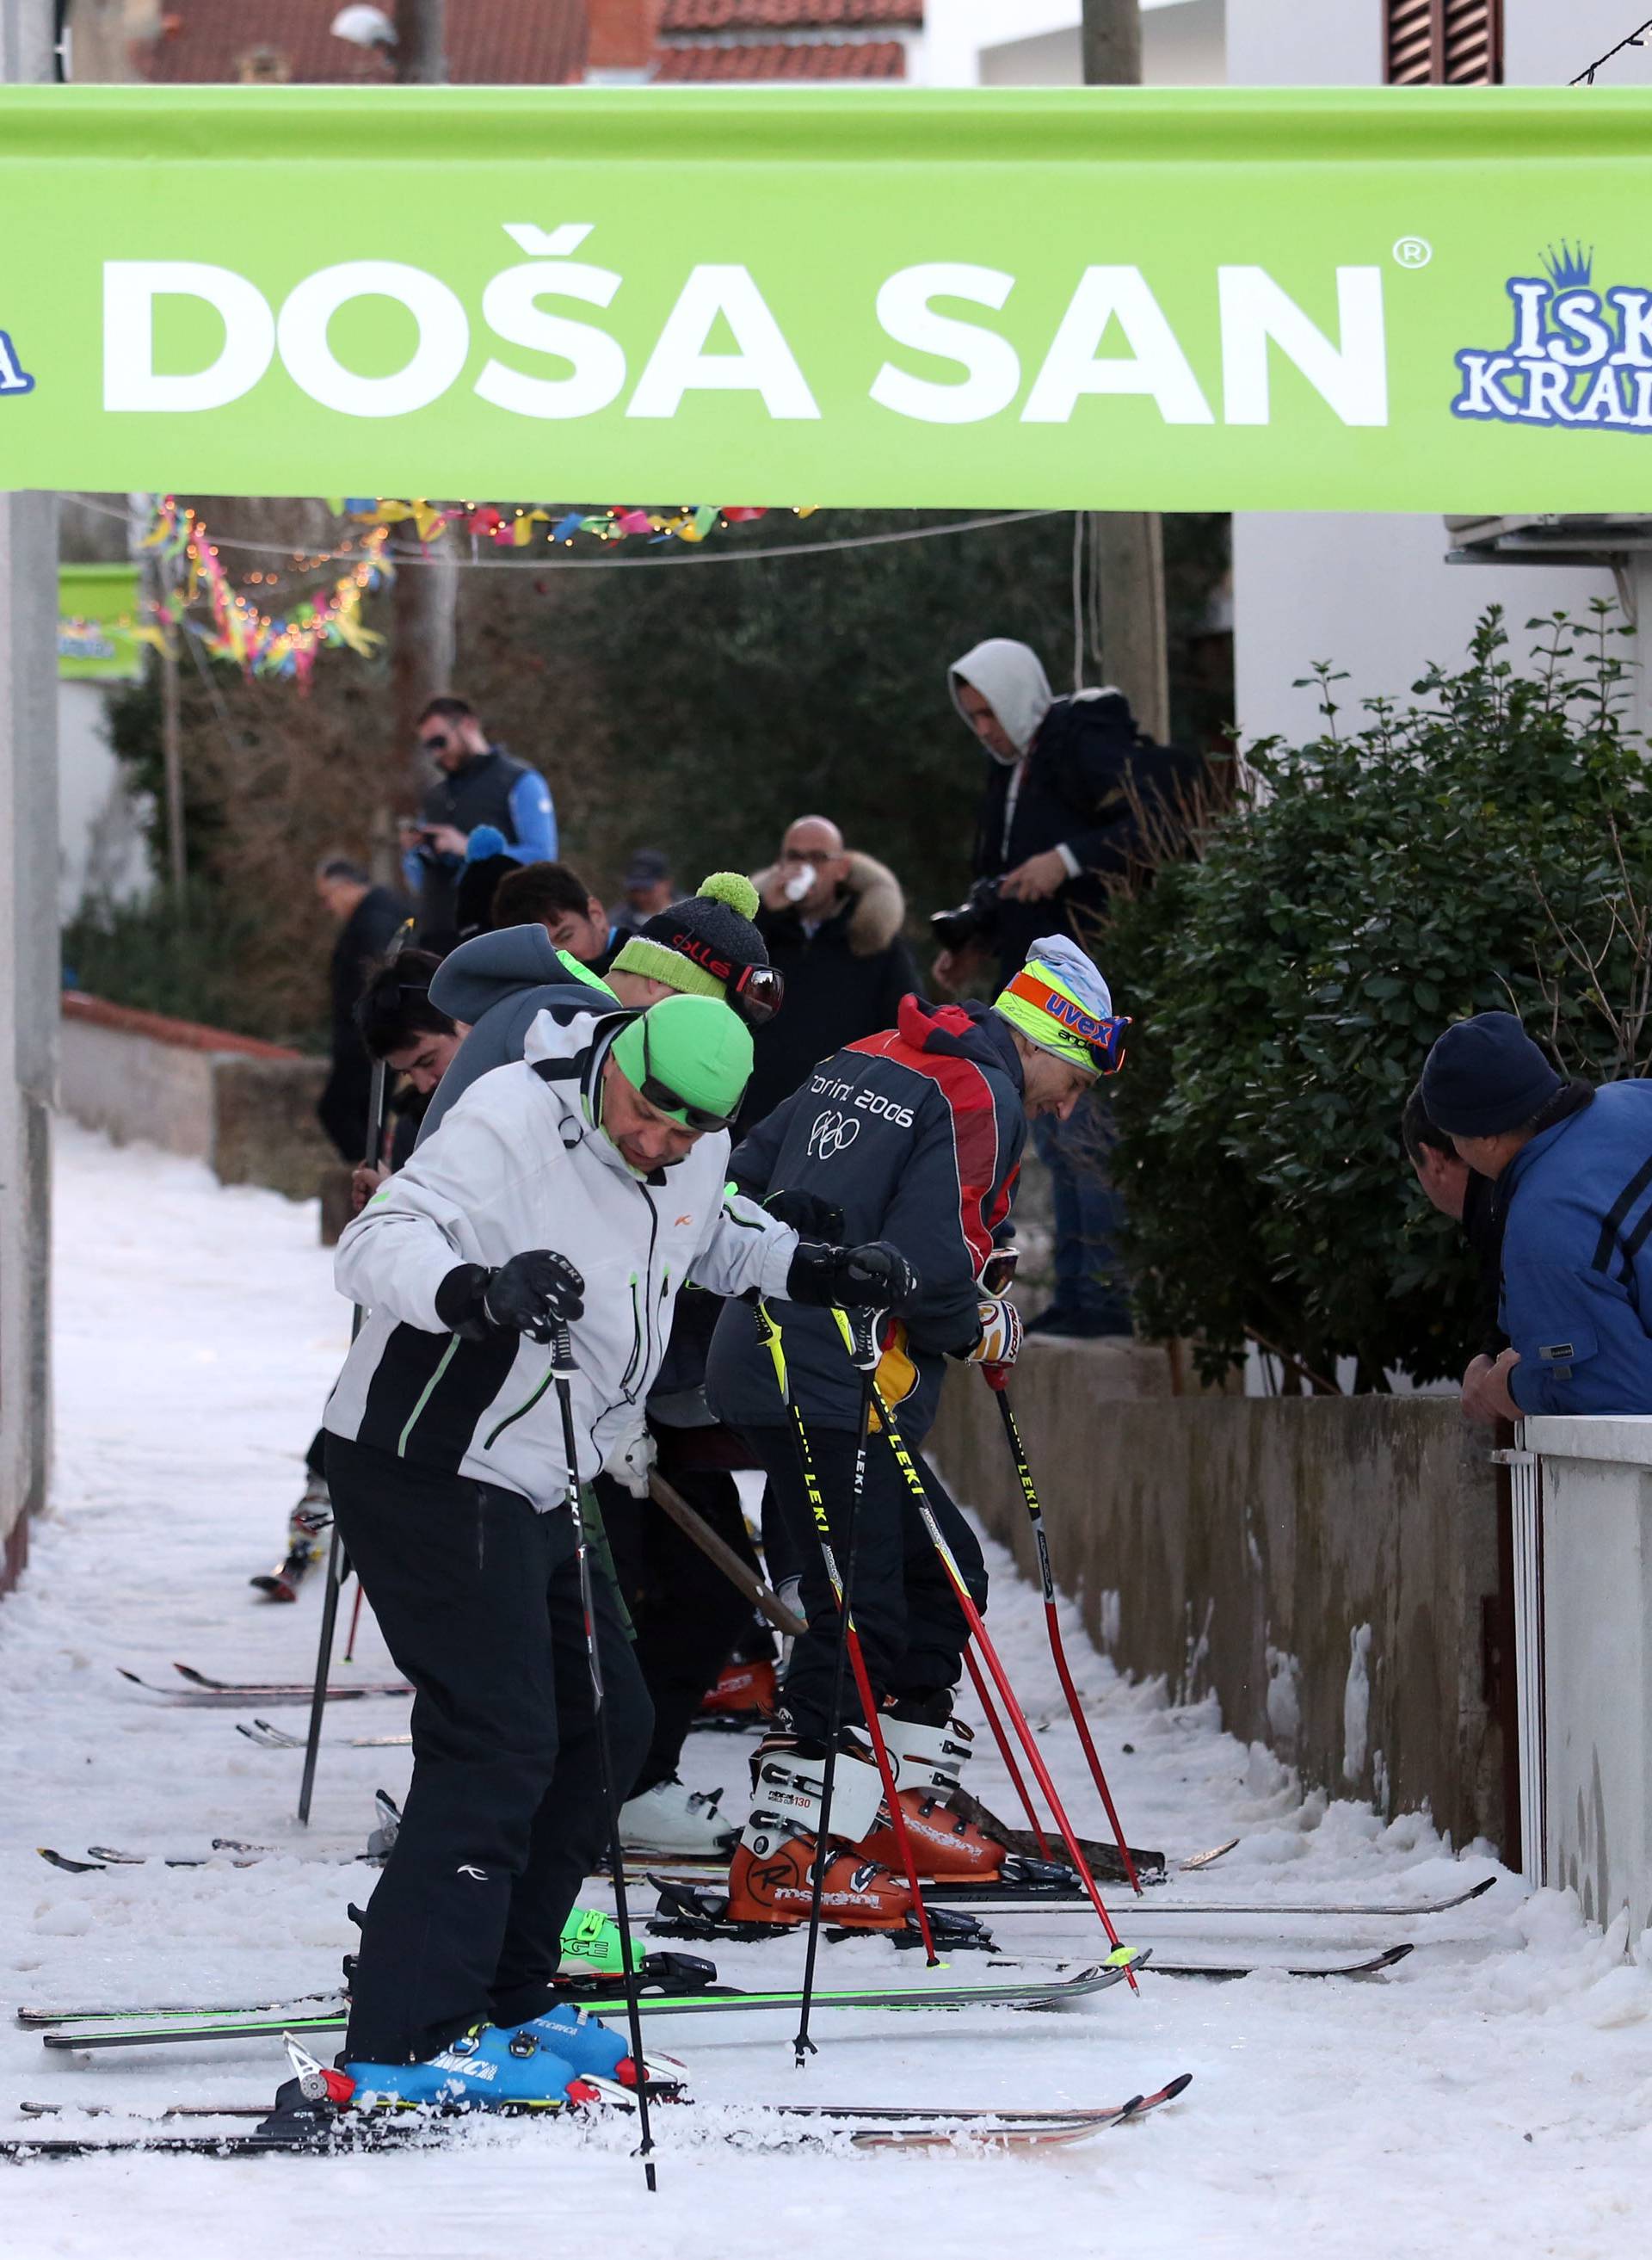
[1161,2072,1194,2103]
[1464,1875,1496,1904]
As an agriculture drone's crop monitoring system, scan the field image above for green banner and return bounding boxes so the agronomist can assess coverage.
[2,86,1652,509]
[58,562,144,682]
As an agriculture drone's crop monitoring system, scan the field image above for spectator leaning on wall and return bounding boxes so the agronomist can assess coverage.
[1420,1010,1652,1419]
[1400,1080,1507,1416]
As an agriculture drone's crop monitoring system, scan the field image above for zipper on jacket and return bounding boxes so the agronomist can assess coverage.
[482,1364,558,1454]
[633,1189,661,1399]
[619,1272,644,1392]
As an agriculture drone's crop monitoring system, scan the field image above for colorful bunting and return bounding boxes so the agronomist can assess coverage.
[342,499,817,551]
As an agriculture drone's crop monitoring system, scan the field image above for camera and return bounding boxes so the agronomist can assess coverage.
[929,874,1002,952]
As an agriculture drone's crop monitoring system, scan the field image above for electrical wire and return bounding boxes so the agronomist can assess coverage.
[1572,15,1652,83]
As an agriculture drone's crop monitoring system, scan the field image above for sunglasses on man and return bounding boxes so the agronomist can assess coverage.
[633,1017,740,1134]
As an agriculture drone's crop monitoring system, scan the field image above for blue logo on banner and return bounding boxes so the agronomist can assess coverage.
[0,330,33,397]
[1453,243,1652,434]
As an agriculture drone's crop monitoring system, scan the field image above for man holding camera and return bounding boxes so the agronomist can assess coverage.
[399,695,558,951]
[934,638,1148,1338]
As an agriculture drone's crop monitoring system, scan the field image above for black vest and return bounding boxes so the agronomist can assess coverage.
[416,746,535,948]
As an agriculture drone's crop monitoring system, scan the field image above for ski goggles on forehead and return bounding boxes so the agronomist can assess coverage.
[635,1022,739,1134]
[730,962,784,1028]
[1004,970,1131,1077]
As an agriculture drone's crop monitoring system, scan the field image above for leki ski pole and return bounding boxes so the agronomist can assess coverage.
[870,1380,1138,1991]
[298,920,412,1826]
[791,1304,883,2066]
[983,1368,1142,1893]
[960,1642,1051,1859]
[755,1303,939,1970]
[552,1325,657,2193]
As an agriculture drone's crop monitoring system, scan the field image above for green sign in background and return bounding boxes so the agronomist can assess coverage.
[0,86,1649,509]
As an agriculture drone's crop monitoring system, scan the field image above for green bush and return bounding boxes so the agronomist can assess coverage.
[63,885,274,1042]
[1104,604,1652,1390]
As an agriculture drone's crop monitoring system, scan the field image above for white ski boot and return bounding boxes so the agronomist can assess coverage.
[619,1777,739,1857]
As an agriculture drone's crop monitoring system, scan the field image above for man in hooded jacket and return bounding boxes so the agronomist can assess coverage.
[936,638,1150,1337]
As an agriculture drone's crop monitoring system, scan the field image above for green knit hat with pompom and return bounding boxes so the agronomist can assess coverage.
[610,871,768,1001]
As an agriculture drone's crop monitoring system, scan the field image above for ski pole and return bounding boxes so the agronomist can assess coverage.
[983,1369,1142,1891]
[755,1304,939,1969]
[792,1305,882,2067]
[551,1325,657,2192]
[871,1381,1137,1991]
[960,1642,1051,1859]
[298,917,412,1827]
[341,1579,368,1666]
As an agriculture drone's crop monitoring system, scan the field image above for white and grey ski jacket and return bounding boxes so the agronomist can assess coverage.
[324,1003,797,1511]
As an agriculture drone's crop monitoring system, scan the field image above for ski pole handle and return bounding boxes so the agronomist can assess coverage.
[845,1306,883,1373]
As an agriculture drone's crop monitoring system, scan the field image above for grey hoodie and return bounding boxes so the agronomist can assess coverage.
[948,638,1057,760]
[421,926,616,1145]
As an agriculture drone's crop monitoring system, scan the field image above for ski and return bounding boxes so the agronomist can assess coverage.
[1150,1942,1415,1981]
[237,1719,410,1751]
[0,2075,1191,2159]
[39,1958,1135,2053]
[605,1832,1236,1893]
[39,1843,379,1875]
[117,1667,409,1707]
[975,1875,1498,1920]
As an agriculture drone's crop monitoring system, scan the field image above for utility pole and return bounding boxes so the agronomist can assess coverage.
[1079,0,1170,744]
[0,0,59,1592]
[394,0,447,83]
[379,0,456,886]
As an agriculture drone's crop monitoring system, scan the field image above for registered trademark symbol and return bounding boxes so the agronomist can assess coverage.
[1392,237,1433,269]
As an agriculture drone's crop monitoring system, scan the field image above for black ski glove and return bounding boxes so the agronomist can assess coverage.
[786,1239,918,1312]
[436,1251,585,1344]
[764,1187,846,1242]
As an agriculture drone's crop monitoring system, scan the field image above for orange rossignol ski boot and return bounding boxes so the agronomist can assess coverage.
[858,1708,1009,1881]
[725,1735,915,1930]
[699,1658,779,1724]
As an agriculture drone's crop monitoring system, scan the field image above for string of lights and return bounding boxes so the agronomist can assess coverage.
[1571,15,1652,83]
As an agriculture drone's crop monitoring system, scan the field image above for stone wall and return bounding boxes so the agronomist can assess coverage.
[928,1343,1506,1853]
[60,993,335,1201]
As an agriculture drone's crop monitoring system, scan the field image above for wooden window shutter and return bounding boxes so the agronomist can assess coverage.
[1384,0,1502,85]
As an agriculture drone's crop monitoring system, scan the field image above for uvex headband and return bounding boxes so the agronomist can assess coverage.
[994,966,1129,1077]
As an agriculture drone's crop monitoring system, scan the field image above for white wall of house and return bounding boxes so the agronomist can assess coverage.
[1226,0,1626,747]
[58,680,151,921]
[916,0,1222,89]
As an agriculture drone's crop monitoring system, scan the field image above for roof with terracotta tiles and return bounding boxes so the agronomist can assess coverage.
[135,0,587,85]
[661,0,921,29]
[652,37,905,77]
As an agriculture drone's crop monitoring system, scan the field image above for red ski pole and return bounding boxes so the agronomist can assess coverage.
[983,1370,1143,1893]
[758,1305,940,1967]
[341,1579,367,1665]
[961,1642,1051,1860]
[872,1383,1137,1991]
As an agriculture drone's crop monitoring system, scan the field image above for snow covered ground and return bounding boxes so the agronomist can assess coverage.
[2,1124,1649,2257]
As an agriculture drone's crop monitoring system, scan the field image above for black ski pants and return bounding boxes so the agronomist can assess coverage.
[596,1455,761,1796]
[325,1435,652,2065]
[737,1423,987,1743]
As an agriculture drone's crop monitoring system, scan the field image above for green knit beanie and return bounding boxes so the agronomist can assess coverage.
[611,992,754,1127]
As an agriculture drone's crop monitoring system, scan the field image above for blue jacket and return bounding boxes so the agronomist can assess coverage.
[419,925,613,1144]
[706,995,1026,1439]
[1501,1079,1652,1416]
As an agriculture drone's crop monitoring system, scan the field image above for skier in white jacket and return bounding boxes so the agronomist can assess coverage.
[320,988,912,2112]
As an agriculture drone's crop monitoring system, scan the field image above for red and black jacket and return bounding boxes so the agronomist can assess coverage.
[706,995,1025,1440]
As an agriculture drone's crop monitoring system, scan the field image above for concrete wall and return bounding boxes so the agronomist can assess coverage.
[928,1341,1507,1849]
[1525,1416,1652,1937]
[60,995,336,1202]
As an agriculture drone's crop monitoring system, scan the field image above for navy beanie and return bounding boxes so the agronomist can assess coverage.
[1420,1011,1563,1139]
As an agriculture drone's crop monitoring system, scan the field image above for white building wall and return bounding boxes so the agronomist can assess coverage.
[915,0,1223,88]
[58,681,151,921]
[1226,0,1622,747]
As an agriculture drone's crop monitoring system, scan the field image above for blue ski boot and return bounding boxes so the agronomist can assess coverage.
[342,2021,584,2114]
[521,2002,691,2097]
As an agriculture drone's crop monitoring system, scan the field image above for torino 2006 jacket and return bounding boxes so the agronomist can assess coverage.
[324,1003,798,1511]
[706,994,1026,1441]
